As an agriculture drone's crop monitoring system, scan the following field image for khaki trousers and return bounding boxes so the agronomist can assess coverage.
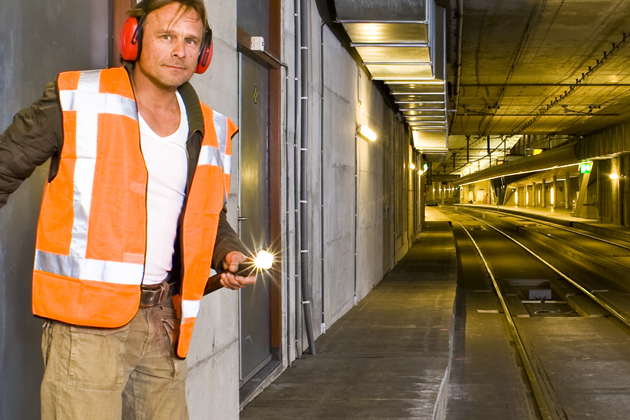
[40,302,189,420]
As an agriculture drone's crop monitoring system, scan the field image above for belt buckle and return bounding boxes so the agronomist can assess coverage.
[140,281,169,308]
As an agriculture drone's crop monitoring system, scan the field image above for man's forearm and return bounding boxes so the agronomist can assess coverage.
[212,206,249,271]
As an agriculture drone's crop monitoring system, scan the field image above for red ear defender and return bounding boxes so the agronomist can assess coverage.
[120,16,142,61]
[195,28,213,74]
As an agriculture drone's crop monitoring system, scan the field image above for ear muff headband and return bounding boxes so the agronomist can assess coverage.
[119,12,213,74]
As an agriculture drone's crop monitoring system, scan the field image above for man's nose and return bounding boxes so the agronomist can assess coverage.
[172,40,186,58]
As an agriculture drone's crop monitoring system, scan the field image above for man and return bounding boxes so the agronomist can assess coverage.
[0,0,254,418]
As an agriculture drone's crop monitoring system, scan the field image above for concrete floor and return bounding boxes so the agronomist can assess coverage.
[446,219,535,420]
[240,220,457,419]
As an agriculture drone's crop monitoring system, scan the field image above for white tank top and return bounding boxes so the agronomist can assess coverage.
[138,92,188,285]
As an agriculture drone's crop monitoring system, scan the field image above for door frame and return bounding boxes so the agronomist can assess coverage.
[236,0,282,400]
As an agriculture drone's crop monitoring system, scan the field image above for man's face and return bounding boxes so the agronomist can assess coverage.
[135,3,204,90]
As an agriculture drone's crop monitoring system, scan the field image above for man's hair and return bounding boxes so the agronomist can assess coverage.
[128,0,209,31]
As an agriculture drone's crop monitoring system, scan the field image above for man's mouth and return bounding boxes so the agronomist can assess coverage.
[164,64,186,70]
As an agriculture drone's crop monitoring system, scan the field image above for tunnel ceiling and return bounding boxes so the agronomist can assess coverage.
[454,0,630,138]
[443,0,630,176]
[329,0,630,177]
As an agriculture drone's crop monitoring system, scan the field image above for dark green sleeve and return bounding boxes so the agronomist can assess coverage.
[212,205,249,272]
[0,82,63,208]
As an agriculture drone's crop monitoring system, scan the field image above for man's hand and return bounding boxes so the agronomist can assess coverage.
[220,251,257,290]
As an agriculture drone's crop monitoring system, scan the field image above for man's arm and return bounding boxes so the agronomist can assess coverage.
[211,206,256,289]
[0,82,63,208]
[212,206,249,270]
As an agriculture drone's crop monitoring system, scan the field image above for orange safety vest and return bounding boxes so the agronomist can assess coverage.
[32,67,236,357]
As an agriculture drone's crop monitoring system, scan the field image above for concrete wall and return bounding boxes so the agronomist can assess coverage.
[185,2,243,419]
[0,1,109,419]
[296,0,414,340]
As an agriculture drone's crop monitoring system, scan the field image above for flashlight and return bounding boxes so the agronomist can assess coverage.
[204,250,274,295]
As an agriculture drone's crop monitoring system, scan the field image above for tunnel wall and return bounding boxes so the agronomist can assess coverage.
[296,0,415,341]
[576,123,630,226]
[184,1,242,418]
[576,122,630,160]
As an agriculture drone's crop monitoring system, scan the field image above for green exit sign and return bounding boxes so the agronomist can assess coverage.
[579,162,593,174]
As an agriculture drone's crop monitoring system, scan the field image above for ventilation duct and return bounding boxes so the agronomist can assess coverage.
[333,0,448,157]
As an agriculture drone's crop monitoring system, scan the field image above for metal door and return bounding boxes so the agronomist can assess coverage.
[239,54,271,384]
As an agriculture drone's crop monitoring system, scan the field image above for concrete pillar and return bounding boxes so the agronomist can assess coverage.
[564,172,570,210]
[531,182,536,207]
[624,156,630,227]
[541,178,547,207]
[552,175,558,208]
[596,161,602,222]
[526,184,530,206]
[613,157,620,225]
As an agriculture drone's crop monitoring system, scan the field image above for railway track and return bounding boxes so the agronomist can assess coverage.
[443,208,630,420]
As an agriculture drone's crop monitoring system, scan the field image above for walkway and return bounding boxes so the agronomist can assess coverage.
[240,215,457,419]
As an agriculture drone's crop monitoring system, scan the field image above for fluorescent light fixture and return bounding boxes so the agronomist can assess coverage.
[514,190,518,206]
[385,80,446,85]
[358,125,377,142]
[392,92,445,95]
[550,187,555,205]
[610,173,619,180]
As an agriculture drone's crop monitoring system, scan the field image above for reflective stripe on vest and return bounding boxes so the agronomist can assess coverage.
[182,299,202,319]
[176,103,237,358]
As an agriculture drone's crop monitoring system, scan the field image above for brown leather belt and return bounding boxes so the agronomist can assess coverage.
[140,277,177,308]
